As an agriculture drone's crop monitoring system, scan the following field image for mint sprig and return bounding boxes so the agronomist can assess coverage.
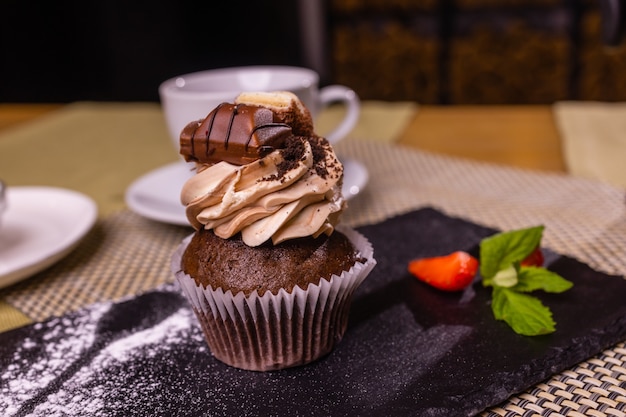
[480,226,573,336]
[480,226,544,284]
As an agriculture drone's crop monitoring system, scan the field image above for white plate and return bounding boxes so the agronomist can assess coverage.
[0,187,98,289]
[125,162,195,226]
[125,157,369,226]
[341,157,369,199]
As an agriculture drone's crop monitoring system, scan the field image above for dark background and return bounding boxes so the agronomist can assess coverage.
[0,0,303,102]
[1,0,625,104]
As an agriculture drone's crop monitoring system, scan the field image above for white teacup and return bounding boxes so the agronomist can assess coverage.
[158,66,360,150]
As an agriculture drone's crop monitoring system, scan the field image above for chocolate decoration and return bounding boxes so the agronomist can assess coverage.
[180,103,292,166]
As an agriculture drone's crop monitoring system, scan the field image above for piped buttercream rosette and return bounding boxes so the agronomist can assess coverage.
[181,136,345,247]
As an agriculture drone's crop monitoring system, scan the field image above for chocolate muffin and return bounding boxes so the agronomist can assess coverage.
[171,91,376,371]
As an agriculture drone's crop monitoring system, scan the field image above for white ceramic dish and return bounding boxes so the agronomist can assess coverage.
[125,158,368,226]
[125,162,195,226]
[0,186,98,289]
[342,158,369,199]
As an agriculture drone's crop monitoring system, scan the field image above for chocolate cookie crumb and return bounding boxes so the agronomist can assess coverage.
[309,136,332,179]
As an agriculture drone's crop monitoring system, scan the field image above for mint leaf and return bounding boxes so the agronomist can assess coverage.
[491,264,518,288]
[491,287,556,336]
[478,225,573,336]
[480,226,544,281]
[515,267,574,293]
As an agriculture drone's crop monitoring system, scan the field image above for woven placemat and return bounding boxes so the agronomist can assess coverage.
[485,343,626,416]
[336,140,626,279]
[554,101,626,189]
[1,140,625,416]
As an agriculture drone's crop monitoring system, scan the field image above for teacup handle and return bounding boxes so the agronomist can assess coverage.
[318,85,360,144]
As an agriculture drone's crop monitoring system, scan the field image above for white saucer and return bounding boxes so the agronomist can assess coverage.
[0,186,98,289]
[125,161,195,226]
[341,157,369,199]
[125,157,368,226]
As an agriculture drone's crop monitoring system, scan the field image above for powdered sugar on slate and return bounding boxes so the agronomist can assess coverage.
[0,283,204,417]
[2,304,104,415]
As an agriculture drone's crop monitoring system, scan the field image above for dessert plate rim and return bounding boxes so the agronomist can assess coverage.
[0,186,97,289]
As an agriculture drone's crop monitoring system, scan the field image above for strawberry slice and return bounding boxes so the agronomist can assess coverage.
[521,246,544,267]
[408,251,478,292]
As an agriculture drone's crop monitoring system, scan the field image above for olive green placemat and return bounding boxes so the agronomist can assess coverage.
[554,101,626,189]
[316,100,418,143]
[0,102,178,218]
[0,301,31,331]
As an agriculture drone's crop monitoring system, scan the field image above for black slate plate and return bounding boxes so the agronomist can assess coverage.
[2,208,626,417]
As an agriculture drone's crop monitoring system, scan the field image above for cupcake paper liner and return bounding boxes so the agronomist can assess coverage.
[171,226,376,371]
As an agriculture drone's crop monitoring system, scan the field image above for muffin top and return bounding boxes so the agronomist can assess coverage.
[181,228,361,296]
[179,91,346,247]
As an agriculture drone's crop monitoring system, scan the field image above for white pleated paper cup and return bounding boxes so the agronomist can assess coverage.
[171,226,376,371]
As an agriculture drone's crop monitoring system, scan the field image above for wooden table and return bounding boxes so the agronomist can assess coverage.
[397,105,567,173]
[0,103,567,173]
[0,103,61,132]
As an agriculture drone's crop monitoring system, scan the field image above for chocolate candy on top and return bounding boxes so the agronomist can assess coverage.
[180,103,292,166]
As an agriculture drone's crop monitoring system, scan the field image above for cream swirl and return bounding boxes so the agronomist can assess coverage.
[181,136,345,247]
